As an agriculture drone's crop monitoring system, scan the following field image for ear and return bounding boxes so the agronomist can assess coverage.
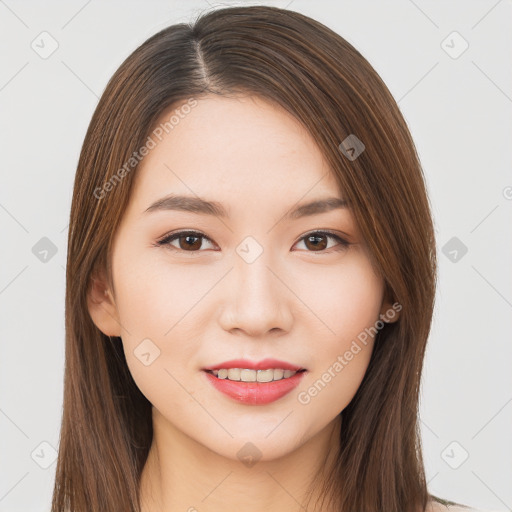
[87,268,122,336]
[379,287,401,324]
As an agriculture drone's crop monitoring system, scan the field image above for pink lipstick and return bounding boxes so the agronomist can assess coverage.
[202,358,307,405]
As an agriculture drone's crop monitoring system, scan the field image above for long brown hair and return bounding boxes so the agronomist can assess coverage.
[52,5,443,511]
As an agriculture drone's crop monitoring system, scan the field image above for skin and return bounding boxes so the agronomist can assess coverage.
[88,94,401,512]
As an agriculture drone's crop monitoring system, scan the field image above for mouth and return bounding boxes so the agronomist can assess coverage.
[202,366,307,405]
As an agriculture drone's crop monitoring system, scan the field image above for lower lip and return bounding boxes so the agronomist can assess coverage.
[203,370,306,405]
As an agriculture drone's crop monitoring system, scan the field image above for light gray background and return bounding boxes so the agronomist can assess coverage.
[0,1,511,511]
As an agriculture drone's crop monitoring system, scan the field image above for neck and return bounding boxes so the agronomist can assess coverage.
[139,408,342,512]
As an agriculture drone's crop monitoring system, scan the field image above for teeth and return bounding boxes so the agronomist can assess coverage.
[241,369,257,382]
[227,368,240,381]
[211,368,299,382]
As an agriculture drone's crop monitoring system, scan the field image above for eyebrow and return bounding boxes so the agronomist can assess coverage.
[143,194,348,220]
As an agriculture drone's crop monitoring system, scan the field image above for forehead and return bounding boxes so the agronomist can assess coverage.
[129,94,342,214]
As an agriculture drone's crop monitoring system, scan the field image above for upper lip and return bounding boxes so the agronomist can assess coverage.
[202,358,305,372]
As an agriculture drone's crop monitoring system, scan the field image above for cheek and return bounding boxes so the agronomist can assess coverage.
[112,239,199,339]
[293,251,385,341]
[293,254,384,417]
[110,248,206,404]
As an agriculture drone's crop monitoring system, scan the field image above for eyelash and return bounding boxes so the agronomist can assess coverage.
[155,229,351,254]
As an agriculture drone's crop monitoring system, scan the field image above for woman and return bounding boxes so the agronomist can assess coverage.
[51,5,487,512]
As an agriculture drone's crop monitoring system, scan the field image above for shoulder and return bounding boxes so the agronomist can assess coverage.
[426,499,500,512]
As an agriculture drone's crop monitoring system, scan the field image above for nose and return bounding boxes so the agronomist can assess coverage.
[218,248,294,338]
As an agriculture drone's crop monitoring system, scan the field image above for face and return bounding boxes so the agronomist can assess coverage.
[88,94,399,462]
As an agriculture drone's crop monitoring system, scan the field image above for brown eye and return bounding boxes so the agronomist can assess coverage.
[294,231,350,253]
[157,231,215,252]
[177,233,202,250]
[304,233,328,251]
[156,230,350,254]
